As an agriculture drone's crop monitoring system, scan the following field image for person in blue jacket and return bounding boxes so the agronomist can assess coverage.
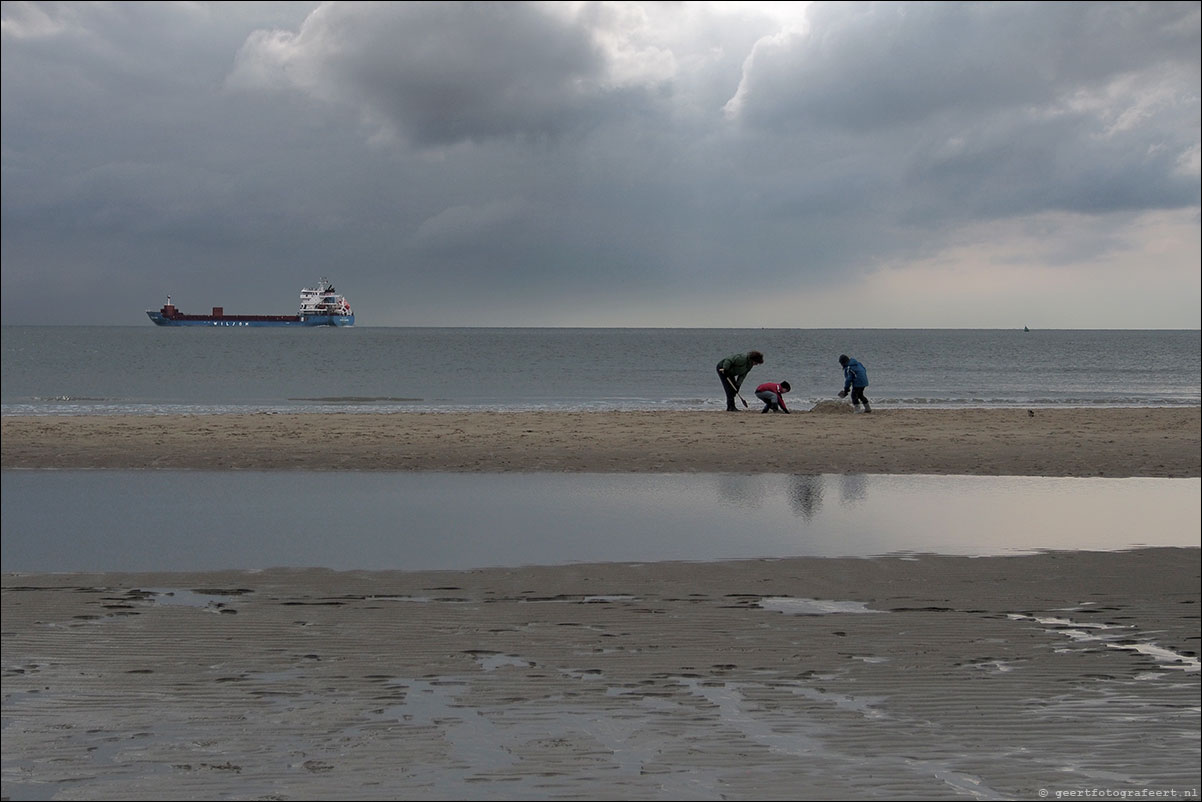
[837,354,871,413]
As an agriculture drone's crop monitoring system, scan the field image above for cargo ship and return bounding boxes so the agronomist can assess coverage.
[147,278,354,327]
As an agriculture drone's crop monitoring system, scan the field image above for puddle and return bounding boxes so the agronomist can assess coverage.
[758,597,886,615]
[3,472,1198,573]
[144,588,243,610]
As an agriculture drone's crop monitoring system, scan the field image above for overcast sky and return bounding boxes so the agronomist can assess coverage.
[2,1,1199,327]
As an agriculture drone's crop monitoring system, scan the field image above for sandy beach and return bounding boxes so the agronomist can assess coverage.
[3,550,1199,800]
[3,408,1199,799]
[2,407,1199,476]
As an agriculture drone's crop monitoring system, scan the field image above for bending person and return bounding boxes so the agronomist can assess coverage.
[716,350,764,411]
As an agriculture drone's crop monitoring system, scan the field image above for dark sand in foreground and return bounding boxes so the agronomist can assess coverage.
[3,550,1199,799]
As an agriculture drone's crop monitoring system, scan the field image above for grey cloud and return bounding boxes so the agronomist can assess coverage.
[1,2,1198,327]
[729,2,1199,131]
[231,1,662,147]
[723,2,1200,227]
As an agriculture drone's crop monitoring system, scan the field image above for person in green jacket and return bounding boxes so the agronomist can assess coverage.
[716,350,764,411]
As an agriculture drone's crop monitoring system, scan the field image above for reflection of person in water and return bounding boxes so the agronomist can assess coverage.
[839,474,868,505]
[788,474,824,520]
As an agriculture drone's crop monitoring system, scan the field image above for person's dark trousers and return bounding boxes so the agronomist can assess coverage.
[717,365,738,411]
[851,386,870,412]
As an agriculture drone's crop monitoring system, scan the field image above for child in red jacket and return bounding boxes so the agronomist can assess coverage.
[755,381,791,413]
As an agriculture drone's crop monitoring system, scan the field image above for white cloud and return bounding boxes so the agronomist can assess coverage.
[1,1,71,39]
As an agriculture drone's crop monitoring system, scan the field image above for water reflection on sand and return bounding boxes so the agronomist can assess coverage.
[2,471,1198,573]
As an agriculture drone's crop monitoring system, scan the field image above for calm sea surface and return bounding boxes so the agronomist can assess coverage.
[3,326,1199,415]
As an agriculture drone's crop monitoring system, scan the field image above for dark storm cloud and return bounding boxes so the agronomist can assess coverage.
[1,1,1198,326]
[230,1,661,147]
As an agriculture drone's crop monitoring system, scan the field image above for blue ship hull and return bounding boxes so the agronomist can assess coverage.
[147,311,354,327]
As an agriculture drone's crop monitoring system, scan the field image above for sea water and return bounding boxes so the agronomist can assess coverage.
[2,326,1199,415]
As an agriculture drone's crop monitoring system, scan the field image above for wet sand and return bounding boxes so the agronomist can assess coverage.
[3,549,1199,800]
[2,407,1199,476]
[3,408,1199,798]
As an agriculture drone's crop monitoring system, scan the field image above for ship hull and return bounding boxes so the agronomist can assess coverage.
[147,312,354,327]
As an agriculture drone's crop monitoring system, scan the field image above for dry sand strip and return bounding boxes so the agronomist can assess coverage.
[3,549,1199,800]
[2,407,1199,476]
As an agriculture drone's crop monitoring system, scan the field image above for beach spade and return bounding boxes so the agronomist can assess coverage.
[724,375,749,408]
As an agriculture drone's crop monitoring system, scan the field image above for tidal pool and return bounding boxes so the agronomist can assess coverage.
[1,471,1197,573]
